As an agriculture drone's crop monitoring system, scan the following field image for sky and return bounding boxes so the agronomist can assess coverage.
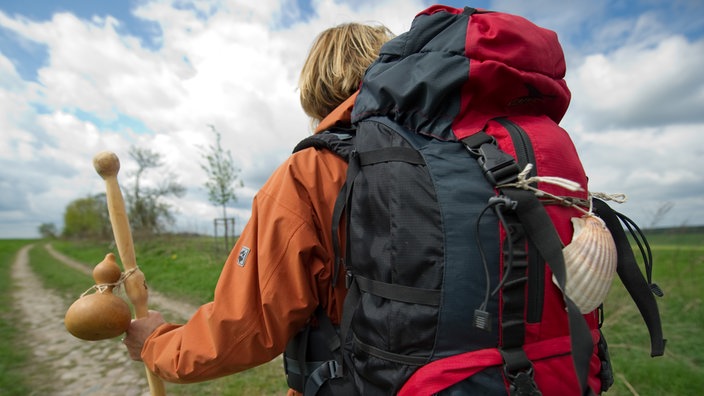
[0,0,702,239]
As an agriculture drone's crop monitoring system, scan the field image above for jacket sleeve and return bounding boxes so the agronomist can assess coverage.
[140,149,348,383]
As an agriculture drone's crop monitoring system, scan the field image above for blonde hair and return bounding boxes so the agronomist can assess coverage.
[299,23,394,124]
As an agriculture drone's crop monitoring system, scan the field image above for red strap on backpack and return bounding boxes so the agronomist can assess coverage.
[398,334,588,396]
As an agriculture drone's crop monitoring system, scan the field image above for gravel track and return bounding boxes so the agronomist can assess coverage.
[10,244,198,395]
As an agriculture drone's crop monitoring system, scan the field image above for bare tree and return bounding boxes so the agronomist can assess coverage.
[127,146,186,234]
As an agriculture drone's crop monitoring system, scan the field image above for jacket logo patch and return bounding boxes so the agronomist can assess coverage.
[237,246,251,267]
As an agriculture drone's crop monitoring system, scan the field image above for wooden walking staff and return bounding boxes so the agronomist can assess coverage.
[93,151,166,396]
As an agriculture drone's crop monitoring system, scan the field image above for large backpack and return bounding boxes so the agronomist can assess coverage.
[286,6,665,396]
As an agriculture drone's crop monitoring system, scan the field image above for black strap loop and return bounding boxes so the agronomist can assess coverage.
[356,275,441,306]
[498,206,538,395]
[358,146,425,166]
[303,360,342,396]
[353,334,428,366]
[331,151,361,288]
[592,199,666,357]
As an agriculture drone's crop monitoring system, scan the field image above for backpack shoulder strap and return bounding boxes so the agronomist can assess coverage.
[292,128,356,162]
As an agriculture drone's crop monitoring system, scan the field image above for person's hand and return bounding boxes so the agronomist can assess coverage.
[123,310,165,361]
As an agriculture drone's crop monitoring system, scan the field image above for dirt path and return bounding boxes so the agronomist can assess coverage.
[10,244,198,395]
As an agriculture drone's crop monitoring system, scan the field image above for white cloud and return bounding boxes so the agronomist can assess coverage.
[0,0,702,238]
[564,121,704,228]
[0,54,43,160]
[568,35,704,129]
[4,0,422,239]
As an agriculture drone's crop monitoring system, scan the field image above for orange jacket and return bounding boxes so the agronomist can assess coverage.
[140,94,357,384]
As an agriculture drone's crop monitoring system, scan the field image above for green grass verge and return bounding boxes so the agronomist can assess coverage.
[0,240,34,395]
[16,230,704,395]
[601,232,704,395]
[28,242,93,300]
[50,236,227,305]
[165,359,287,396]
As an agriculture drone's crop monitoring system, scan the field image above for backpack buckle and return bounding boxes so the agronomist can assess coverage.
[345,271,355,289]
[476,143,521,186]
[501,348,541,396]
[506,367,542,396]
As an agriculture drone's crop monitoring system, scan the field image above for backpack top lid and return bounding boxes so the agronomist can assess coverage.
[351,5,571,141]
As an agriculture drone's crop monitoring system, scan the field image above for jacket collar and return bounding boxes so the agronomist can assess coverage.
[315,91,358,134]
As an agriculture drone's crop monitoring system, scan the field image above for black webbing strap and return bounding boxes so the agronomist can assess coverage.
[498,217,529,352]
[285,356,330,377]
[332,148,363,377]
[504,188,596,396]
[304,360,342,396]
[592,199,666,357]
[461,130,494,147]
[355,275,441,306]
[352,333,428,366]
[497,213,541,396]
[339,270,359,373]
[316,305,341,354]
[358,146,425,166]
[286,306,343,396]
[331,151,361,288]
[294,323,311,392]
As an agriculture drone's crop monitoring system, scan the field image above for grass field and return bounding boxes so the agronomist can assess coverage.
[2,229,702,395]
[0,240,33,395]
[49,236,228,306]
[600,233,704,395]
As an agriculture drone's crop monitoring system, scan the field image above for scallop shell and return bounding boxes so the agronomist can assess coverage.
[555,215,617,314]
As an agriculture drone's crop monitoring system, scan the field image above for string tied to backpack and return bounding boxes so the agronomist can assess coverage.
[508,163,583,192]
[590,191,628,204]
[498,164,592,216]
[498,164,635,222]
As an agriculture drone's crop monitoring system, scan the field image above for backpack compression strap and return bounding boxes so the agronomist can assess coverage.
[592,199,666,357]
